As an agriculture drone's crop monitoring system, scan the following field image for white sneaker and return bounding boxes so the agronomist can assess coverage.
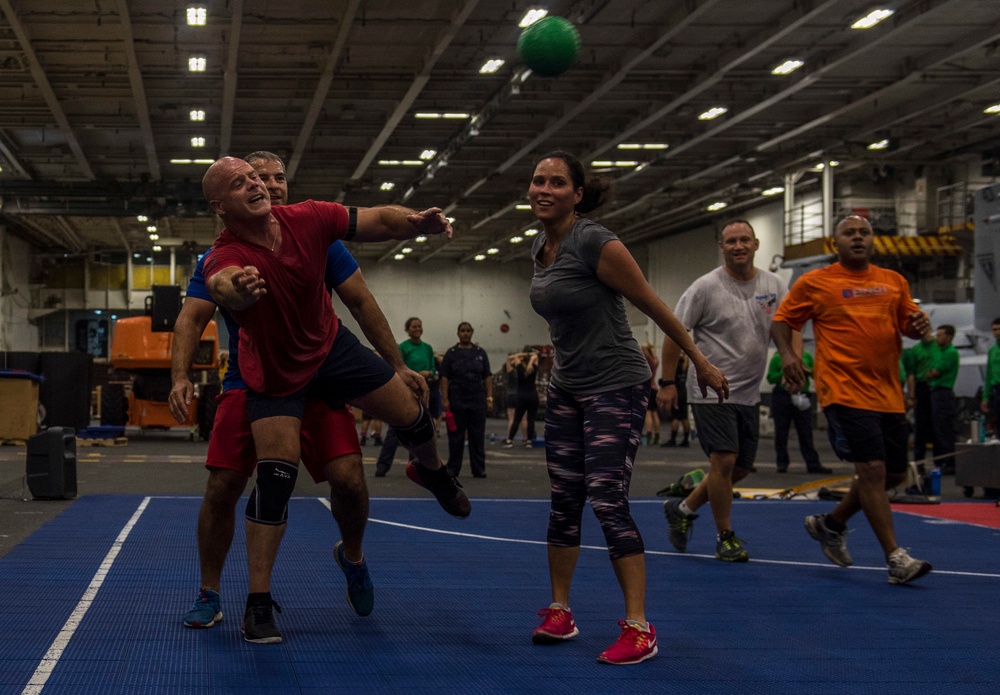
[887,547,932,585]
[804,514,853,567]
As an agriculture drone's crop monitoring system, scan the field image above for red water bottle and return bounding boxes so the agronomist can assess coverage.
[444,410,457,433]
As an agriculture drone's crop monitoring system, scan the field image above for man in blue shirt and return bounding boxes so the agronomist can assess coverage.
[169,151,425,641]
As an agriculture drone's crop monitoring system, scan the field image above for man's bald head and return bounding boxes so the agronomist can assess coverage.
[202,156,246,201]
[834,215,872,236]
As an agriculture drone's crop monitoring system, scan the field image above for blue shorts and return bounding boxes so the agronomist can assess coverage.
[247,322,395,422]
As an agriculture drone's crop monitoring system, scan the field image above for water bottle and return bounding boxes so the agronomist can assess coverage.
[444,410,457,433]
[979,414,987,443]
[929,467,941,496]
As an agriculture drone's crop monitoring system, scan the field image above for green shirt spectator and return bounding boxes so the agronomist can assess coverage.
[400,339,435,374]
[768,351,813,393]
[984,341,1000,406]
[904,337,936,382]
[927,342,959,390]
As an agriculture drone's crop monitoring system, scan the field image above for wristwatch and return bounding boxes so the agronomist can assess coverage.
[657,379,676,388]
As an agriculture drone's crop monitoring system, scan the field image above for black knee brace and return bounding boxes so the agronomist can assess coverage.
[245,459,298,525]
[395,405,435,449]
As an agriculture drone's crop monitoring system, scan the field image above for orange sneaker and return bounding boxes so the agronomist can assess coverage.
[531,604,579,644]
[597,620,657,665]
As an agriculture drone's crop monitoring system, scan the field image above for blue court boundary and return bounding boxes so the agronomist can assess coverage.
[1,495,997,694]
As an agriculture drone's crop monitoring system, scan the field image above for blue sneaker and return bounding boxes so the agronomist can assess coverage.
[183,588,222,628]
[334,541,374,616]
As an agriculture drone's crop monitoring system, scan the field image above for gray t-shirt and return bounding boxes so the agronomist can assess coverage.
[529,219,651,394]
[675,266,787,406]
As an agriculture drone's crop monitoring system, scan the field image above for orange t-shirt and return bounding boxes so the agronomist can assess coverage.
[773,263,918,413]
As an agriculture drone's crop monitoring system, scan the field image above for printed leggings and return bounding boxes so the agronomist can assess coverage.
[543,381,649,561]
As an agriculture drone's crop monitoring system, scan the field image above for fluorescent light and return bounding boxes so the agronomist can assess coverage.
[828,160,840,167]
[152,245,162,252]
[169,159,192,164]
[190,109,205,121]
[188,56,206,72]
[984,103,1000,114]
[480,59,505,74]
[867,139,890,150]
[186,6,207,26]
[851,9,894,30]
[524,229,539,236]
[516,204,532,210]
[193,159,214,164]
[707,202,728,211]
[146,225,157,232]
[380,182,395,191]
[414,112,471,119]
[137,215,148,222]
[510,236,523,244]
[474,254,487,261]
[149,233,159,241]
[393,254,405,260]
[762,187,784,196]
[698,106,728,121]
[191,136,205,147]
[447,217,456,224]
[419,149,437,160]
[487,247,500,255]
[401,247,413,254]
[591,160,640,167]
[617,143,668,150]
[771,59,804,76]
[519,9,548,27]
[377,160,424,166]
[415,236,427,243]
[811,163,825,171]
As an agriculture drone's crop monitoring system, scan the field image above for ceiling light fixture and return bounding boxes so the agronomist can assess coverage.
[186,6,207,26]
[190,109,205,121]
[419,149,437,160]
[415,236,427,243]
[707,202,728,211]
[617,143,668,150]
[487,247,500,255]
[510,236,523,244]
[191,136,205,147]
[771,59,804,76]
[519,9,548,27]
[762,186,785,196]
[380,182,395,191]
[480,59,505,74]
[867,139,890,150]
[393,254,405,260]
[515,204,532,210]
[188,56,206,72]
[698,106,728,121]
[474,254,487,261]
[851,8,894,30]
[984,103,1000,114]
[524,229,539,237]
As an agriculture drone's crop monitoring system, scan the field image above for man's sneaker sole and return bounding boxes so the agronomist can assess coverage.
[804,515,852,567]
[184,611,222,629]
[597,644,658,665]
[888,560,932,585]
[242,632,282,644]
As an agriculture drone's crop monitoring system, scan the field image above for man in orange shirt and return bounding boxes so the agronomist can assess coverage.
[772,215,932,585]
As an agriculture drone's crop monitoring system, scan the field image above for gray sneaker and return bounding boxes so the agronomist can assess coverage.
[663,499,697,552]
[887,548,932,585]
[805,514,853,567]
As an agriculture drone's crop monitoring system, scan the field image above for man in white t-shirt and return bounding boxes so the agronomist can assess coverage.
[657,220,787,562]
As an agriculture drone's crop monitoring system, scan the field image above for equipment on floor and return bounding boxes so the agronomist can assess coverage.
[26,427,77,500]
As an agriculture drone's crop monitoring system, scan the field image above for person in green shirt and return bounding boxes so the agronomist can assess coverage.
[375,317,439,476]
[982,317,1000,438]
[766,351,830,474]
[926,324,960,473]
[904,330,936,463]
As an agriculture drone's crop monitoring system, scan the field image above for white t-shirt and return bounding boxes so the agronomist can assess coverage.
[674,266,787,406]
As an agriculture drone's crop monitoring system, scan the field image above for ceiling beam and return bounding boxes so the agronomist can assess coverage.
[0,130,32,179]
[113,0,160,180]
[286,0,362,181]
[219,0,244,156]
[0,0,94,179]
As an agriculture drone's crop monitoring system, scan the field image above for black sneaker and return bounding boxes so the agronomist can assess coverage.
[406,461,471,517]
[663,499,697,553]
[715,530,749,562]
[242,598,283,644]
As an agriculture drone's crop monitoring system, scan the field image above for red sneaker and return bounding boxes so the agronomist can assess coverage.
[531,604,579,644]
[597,620,657,665]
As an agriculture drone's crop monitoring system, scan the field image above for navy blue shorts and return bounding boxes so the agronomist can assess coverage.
[823,404,908,474]
[247,322,396,422]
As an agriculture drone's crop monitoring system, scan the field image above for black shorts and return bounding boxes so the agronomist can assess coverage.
[690,403,759,470]
[823,404,908,474]
[247,322,396,422]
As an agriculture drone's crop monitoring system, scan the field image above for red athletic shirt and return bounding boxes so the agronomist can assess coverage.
[204,200,349,396]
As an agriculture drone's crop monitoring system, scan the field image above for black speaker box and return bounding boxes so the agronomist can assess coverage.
[26,428,77,500]
[39,352,92,430]
[150,285,182,332]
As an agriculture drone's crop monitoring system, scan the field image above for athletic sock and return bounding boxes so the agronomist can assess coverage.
[678,501,696,517]
[824,516,846,533]
[625,619,650,632]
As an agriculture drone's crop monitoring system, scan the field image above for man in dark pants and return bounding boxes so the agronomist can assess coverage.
[766,351,831,474]
[904,330,936,463]
[927,324,959,474]
[440,322,493,478]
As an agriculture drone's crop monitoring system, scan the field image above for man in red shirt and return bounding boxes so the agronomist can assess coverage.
[772,215,932,585]
[202,156,470,642]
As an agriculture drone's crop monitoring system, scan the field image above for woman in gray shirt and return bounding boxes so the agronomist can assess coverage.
[526,150,727,665]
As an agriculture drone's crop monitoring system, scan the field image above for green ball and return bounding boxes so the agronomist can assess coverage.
[516,16,580,77]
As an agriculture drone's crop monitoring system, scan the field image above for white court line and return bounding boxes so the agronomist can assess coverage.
[315,498,1000,580]
[21,497,151,695]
